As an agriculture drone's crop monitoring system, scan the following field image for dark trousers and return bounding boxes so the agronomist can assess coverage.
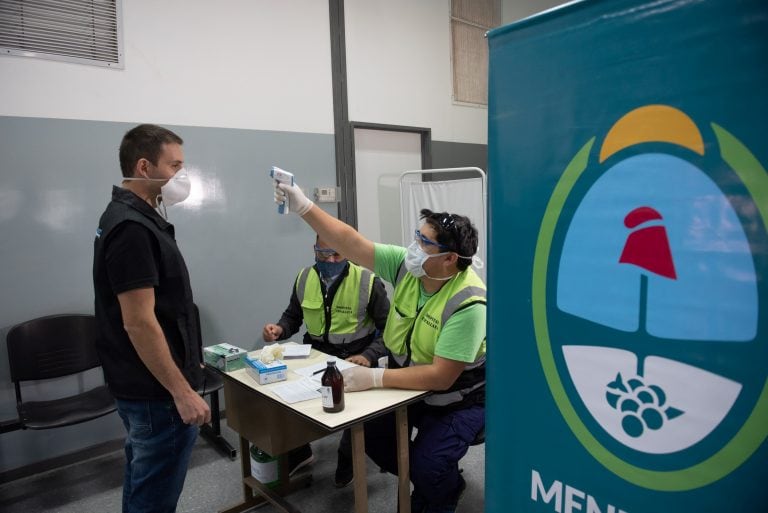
[363,402,485,510]
[339,427,352,457]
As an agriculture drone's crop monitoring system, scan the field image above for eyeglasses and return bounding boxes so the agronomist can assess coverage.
[415,230,450,250]
[314,245,341,261]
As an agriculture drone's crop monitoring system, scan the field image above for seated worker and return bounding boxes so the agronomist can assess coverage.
[262,236,389,487]
[274,181,485,513]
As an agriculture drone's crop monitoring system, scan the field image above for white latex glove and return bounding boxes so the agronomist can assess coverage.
[274,181,314,216]
[259,343,284,364]
[342,367,384,392]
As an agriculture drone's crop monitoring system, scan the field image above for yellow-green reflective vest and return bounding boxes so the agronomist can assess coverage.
[383,264,486,407]
[296,263,376,345]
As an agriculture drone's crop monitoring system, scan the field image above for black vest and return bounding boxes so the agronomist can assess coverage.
[93,186,201,400]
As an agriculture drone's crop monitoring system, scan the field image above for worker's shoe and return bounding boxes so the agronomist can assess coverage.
[408,475,466,513]
[287,444,314,477]
[334,450,354,487]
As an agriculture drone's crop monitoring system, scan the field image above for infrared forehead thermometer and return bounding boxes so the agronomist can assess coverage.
[270,166,294,214]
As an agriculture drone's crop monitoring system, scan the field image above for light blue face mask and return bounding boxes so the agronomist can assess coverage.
[404,240,484,280]
[404,240,453,280]
[316,259,347,280]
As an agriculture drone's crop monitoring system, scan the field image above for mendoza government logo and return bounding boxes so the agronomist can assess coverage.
[532,105,768,491]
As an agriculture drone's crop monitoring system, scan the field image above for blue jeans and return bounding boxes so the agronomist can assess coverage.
[364,402,485,513]
[116,399,199,513]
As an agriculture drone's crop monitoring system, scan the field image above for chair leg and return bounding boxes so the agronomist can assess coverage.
[210,388,222,434]
[200,390,238,460]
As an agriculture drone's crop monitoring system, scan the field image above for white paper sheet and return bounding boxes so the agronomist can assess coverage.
[293,359,358,381]
[281,344,312,358]
[270,377,322,404]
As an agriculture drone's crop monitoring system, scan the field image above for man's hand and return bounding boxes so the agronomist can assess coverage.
[346,354,372,367]
[174,389,211,426]
[262,323,283,342]
[275,181,314,216]
[342,367,384,392]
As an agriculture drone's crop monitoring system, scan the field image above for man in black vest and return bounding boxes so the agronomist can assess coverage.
[93,124,210,513]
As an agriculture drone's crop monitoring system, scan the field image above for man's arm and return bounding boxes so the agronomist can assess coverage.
[367,277,390,332]
[117,287,210,425]
[356,338,387,367]
[275,281,304,339]
[344,304,485,392]
[344,355,465,391]
[355,277,390,365]
[382,355,465,390]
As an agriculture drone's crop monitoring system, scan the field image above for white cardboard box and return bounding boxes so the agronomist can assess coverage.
[244,356,287,385]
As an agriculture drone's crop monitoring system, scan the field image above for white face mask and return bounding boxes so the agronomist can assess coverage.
[124,168,191,217]
[158,168,191,207]
[404,240,453,280]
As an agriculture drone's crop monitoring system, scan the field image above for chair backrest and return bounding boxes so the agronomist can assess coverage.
[7,314,103,384]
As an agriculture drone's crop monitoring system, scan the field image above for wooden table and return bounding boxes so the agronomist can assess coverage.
[219,348,429,513]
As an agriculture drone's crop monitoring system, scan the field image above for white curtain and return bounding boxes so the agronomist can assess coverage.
[400,176,487,282]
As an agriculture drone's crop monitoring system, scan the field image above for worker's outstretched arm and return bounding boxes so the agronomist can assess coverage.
[276,181,375,270]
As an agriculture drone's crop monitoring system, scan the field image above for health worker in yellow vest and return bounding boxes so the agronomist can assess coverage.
[262,236,390,488]
[274,180,485,513]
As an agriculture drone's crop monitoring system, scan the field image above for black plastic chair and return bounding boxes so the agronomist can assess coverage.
[193,305,237,460]
[6,314,116,430]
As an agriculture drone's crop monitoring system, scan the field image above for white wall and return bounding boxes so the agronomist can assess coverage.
[0,0,570,142]
[0,0,576,140]
[345,0,487,144]
[344,0,570,145]
[502,0,571,25]
[0,0,334,134]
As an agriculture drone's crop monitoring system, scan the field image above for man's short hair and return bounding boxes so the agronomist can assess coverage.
[119,124,183,177]
[419,209,478,271]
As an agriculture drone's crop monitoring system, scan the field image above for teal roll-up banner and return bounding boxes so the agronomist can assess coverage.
[486,0,767,511]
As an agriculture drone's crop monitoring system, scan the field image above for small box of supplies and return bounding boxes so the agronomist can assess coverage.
[245,356,287,385]
[203,343,247,372]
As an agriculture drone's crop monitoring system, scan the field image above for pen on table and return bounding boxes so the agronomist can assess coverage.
[313,369,325,375]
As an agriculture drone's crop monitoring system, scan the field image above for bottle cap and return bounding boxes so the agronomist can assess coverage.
[327,356,337,364]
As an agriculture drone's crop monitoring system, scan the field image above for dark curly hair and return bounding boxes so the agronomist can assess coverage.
[419,209,478,271]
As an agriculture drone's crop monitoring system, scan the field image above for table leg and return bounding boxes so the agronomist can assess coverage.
[218,436,265,513]
[220,436,312,513]
[239,436,253,501]
[396,406,411,513]
[351,423,369,513]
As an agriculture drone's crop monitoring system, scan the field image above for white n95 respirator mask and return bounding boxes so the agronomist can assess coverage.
[158,168,191,207]
[123,168,192,218]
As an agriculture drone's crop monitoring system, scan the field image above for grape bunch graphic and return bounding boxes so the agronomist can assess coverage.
[606,373,684,438]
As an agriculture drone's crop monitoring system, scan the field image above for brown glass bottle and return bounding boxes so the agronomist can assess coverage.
[320,357,345,413]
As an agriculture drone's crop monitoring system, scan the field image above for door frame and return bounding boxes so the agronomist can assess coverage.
[343,122,432,229]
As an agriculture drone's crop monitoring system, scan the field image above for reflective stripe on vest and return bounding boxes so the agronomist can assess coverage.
[296,264,375,345]
[425,380,485,407]
[385,264,486,406]
[390,354,486,407]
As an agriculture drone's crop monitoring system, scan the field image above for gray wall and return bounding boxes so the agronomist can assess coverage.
[0,116,489,476]
[0,116,337,475]
[433,140,487,174]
